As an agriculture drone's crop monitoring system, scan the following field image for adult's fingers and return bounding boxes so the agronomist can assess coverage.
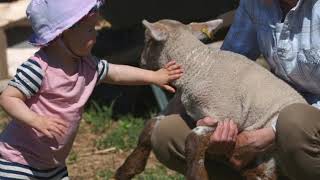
[220,120,230,142]
[230,121,238,141]
[210,122,223,143]
[226,120,238,141]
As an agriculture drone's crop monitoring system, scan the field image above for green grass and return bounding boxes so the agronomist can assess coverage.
[0,107,7,119]
[67,150,78,165]
[135,165,184,180]
[84,101,114,133]
[84,101,146,150]
[0,107,8,131]
[96,169,114,180]
[96,115,144,150]
[96,165,184,180]
[84,102,184,179]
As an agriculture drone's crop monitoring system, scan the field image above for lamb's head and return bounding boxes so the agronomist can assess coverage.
[140,19,223,70]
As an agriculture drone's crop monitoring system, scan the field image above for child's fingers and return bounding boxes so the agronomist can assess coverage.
[167,64,181,71]
[51,118,68,128]
[49,126,65,138]
[162,85,176,93]
[55,124,68,135]
[165,61,176,68]
[43,129,54,139]
[169,73,183,80]
[169,69,183,75]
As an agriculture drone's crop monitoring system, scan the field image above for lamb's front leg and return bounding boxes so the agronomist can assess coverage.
[115,118,157,180]
[185,126,215,180]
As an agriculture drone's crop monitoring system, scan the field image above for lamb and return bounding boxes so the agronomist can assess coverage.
[115,19,307,180]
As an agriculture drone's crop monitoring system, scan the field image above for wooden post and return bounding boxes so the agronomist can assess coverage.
[0,29,8,80]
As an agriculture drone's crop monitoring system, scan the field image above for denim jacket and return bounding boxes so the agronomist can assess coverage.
[222,0,320,107]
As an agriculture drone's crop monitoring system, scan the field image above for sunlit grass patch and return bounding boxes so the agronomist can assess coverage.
[81,101,185,180]
[84,101,114,134]
[96,115,144,150]
[96,165,184,180]
[135,165,184,180]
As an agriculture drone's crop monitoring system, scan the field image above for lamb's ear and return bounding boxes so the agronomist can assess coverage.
[188,19,223,41]
[142,20,168,42]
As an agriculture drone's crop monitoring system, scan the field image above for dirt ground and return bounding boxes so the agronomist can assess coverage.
[0,111,179,180]
[67,120,169,180]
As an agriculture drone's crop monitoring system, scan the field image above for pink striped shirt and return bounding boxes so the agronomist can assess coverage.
[0,50,107,169]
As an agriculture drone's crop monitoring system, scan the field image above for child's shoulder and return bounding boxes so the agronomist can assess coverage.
[27,49,49,71]
[8,51,47,99]
[83,55,108,72]
[84,55,109,83]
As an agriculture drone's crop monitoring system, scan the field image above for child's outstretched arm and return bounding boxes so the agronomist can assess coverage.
[103,61,183,93]
[0,86,68,139]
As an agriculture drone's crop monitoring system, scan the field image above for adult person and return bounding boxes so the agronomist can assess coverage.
[219,0,320,179]
[151,0,320,179]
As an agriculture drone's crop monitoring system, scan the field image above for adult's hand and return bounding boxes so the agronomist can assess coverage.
[197,117,238,155]
[229,127,276,170]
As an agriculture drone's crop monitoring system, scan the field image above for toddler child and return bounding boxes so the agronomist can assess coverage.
[0,0,183,179]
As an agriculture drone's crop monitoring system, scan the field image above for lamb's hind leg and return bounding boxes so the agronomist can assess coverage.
[185,126,215,180]
[115,118,157,180]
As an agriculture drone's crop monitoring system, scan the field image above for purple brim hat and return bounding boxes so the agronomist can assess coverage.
[27,0,103,46]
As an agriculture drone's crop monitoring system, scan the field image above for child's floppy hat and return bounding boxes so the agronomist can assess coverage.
[26,0,103,46]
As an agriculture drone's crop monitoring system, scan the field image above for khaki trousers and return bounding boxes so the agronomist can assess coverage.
[150,112,242,180]
[276,103,320,180]
[151,103,320,180]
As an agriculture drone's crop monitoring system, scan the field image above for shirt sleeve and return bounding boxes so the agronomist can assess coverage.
[96,59,109,84]
[8,59,44,99]
[221,0,261,60]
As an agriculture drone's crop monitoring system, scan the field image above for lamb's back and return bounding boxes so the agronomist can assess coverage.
[182,50,306,131]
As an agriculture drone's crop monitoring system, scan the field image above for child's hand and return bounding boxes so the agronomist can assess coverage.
[32,115,69,139]
[154,61,183,93]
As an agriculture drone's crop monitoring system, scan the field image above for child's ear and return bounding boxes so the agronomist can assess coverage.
[142,20,168,42]
[188,19,223,41]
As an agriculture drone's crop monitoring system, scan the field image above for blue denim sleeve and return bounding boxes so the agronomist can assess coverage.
[221,0,261,61]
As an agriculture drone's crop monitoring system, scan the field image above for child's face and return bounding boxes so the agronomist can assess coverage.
[62,13,98,57]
